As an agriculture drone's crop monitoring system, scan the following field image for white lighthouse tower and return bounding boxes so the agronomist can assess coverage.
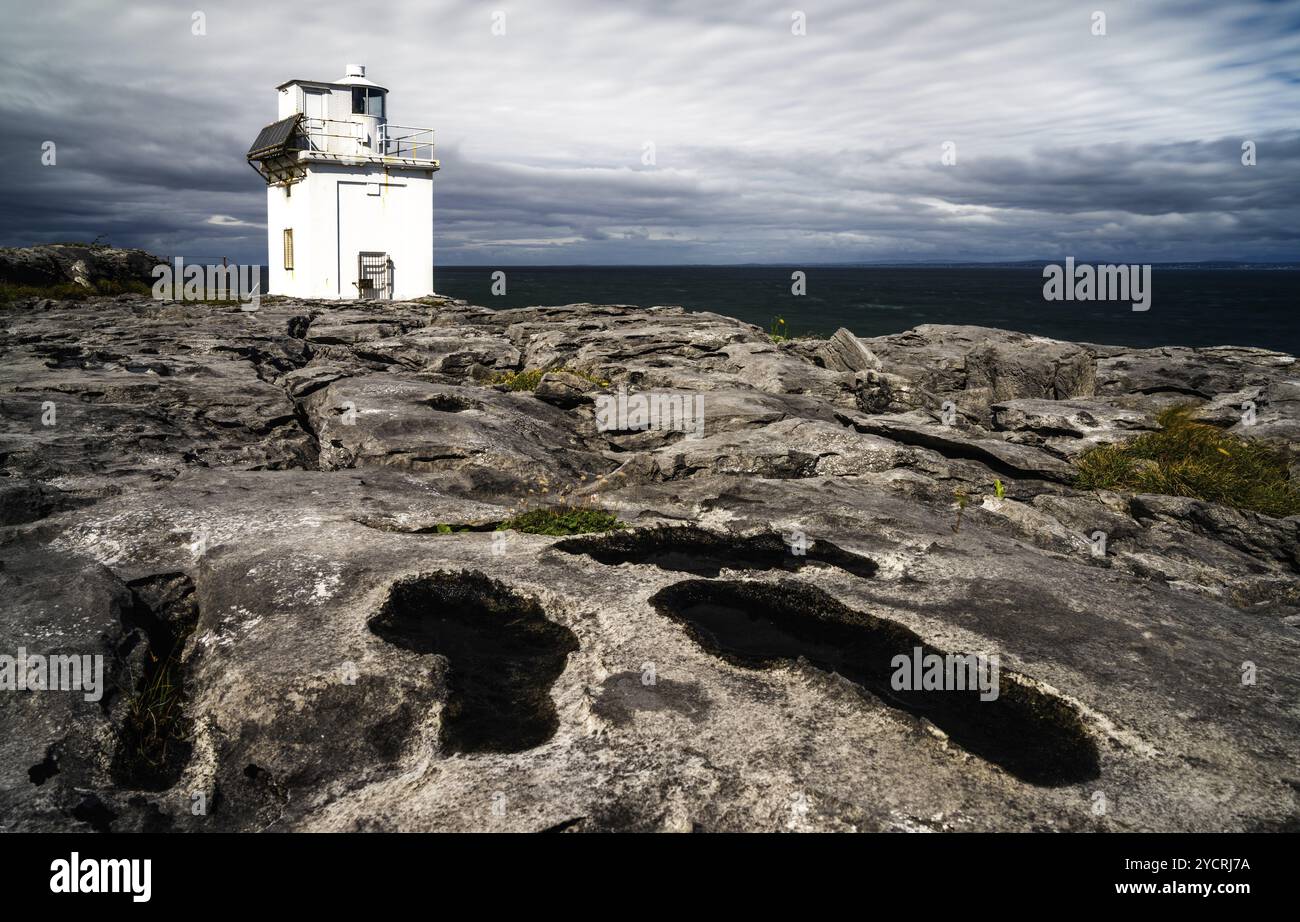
[247,65,439,300]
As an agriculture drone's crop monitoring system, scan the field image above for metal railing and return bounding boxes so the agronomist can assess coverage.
[297,117,436,161]
[379,124,436,161]
[299,117,363,155]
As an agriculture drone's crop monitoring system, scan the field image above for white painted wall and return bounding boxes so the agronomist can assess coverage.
[267,162,433,300]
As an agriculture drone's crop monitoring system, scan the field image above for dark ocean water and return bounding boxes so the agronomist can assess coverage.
[432,266,1300,354]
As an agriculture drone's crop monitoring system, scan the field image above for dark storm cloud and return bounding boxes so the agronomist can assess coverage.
[1,0,1297,264]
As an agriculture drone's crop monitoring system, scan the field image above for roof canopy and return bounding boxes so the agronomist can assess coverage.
[246,114,307,185]
[247,113,302,160]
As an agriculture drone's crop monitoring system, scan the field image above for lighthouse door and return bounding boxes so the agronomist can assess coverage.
[357,252,392,300]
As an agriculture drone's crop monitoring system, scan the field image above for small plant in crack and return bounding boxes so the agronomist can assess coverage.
[111,574,200,791]
[952,489,969,533]
[116,626,195,789]
[498,506,626,536]
[492,471,627,535]
[418,473,627,536]
[766,316,813,343]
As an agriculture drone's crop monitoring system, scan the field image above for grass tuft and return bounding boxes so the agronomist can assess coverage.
[497,506,626,536]
[491,366,610,392]
[1075,405,1300,517]
[115,626,194,790]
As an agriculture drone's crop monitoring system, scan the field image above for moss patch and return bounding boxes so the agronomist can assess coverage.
[1075,405,1300,517]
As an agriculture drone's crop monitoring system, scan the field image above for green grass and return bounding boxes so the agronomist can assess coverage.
[114,625,194,789]
[421,505,626,536]
[497,506,626,535]
[492,366,610,392]
[1075,405,1300,517]
[0,279,151,305]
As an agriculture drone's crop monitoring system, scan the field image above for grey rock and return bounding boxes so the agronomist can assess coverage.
[816,327,883,373]
[0,244,162,289]
[2,293,1299,833]
[842,410,1077,482]
[965,339,1096,404]
[534,371,596,409]
[991,398,1154,437]
[302,375,615,492]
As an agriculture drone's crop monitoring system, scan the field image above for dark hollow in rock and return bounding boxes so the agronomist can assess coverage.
[368,571,579,754]
[425,393,477,413]
[28,749,59,786]
[554,524,878,579]
[649,579,1100,787]
[110,573,200,792]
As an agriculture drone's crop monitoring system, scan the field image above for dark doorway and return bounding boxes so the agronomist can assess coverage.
[357,251,392,299]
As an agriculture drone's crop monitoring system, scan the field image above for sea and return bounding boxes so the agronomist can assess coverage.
[432,266,1300,355]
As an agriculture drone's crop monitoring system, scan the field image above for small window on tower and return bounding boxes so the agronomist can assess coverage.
[351,87,385,117]
[283,229,294,270]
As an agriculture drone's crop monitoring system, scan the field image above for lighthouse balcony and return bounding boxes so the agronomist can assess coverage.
[248,113,437,183]
[298,117,436,162]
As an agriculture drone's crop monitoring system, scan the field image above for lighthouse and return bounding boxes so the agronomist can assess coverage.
[246,65,439,300]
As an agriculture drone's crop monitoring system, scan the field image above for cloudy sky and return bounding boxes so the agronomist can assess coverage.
[2,0,1298,265]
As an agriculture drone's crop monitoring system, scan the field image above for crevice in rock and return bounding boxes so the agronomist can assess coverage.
[368,571,579,754]
[540,815,586,833]
[555,524,878,579]
[110,573,200,792]
[213,343,311,380]
[289,395,323,467]
[1129,384,1211,399]
[649,579,1100,787]
[836,413,1067,483]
